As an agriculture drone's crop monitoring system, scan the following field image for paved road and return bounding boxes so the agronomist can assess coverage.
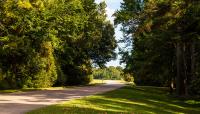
[0,81,124,114]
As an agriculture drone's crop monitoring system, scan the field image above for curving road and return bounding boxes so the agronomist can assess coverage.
[0,80,124,114]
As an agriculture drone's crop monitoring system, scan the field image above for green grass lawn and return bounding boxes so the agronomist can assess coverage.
[28,86,200,114]
[90,79,106,85]
[90,79,127,84]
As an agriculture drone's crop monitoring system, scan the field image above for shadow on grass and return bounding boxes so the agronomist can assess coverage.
[28,86,200,114]
[99,86,200,114]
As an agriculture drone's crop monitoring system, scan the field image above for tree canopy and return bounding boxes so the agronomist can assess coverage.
[0,0,117,89]
[114,0,200,96]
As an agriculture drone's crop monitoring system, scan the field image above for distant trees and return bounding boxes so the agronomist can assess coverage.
[93,66,123,80]
[92,66,134,82]
[114,0,200,96]
[0,0,117,89]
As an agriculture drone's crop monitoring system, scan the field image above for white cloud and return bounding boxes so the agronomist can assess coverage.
[95,0,103,4]
[106,7,115,23]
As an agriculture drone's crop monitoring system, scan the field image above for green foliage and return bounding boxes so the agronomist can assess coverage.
[123,73,134,82]
[0,0,58,88]
[189,75,200,95]
[115,0,200,95]
[93,66,123,80]
[0,0,117,88]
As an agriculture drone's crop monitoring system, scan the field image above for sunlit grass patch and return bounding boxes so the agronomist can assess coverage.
[90,79,106,84]
[90,79,127,85]
[185,100,200,105]
[0,87,66,94]
[28,86,200,114]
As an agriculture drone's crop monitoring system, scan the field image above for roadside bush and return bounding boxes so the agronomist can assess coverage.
[0,80,11,89]
[123,73,134,82]
[189,75,200,95]
[83,75,93,85]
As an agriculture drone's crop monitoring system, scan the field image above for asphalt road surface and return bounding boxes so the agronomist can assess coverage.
[0,80,125,114]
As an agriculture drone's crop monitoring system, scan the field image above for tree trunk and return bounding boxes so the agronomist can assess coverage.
[188,40,196,94]
[191,40,195,79]
[185,40,195,96]
[176,42,186,96]
[183,42,188,96]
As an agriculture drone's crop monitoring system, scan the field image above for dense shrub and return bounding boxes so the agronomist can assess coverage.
[123,73,134,82]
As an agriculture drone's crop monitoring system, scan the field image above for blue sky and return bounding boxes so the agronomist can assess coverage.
[95,0,125,67]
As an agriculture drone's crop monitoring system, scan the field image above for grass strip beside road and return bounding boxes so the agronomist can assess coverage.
[0,79,107,94]
[28,86,200,114]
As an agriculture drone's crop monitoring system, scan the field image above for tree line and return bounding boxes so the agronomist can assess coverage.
[0,0,117,89]
[93,66,122,80]
[92,66,134,82]
[115,0,200,96]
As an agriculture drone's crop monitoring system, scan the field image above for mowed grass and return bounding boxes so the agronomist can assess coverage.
[90,79,127,84]
[90,79,106,84]
[28,86,200,114]
[0,87,66,94]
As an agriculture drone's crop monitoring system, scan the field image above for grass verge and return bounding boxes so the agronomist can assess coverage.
[0,79,107,94]
[0,87,66,94]
[28,86,200,114]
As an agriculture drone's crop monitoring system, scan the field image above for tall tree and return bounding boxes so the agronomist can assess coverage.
[114,0,200,96]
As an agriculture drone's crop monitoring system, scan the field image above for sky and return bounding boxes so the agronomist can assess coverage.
[95,0,125,67]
